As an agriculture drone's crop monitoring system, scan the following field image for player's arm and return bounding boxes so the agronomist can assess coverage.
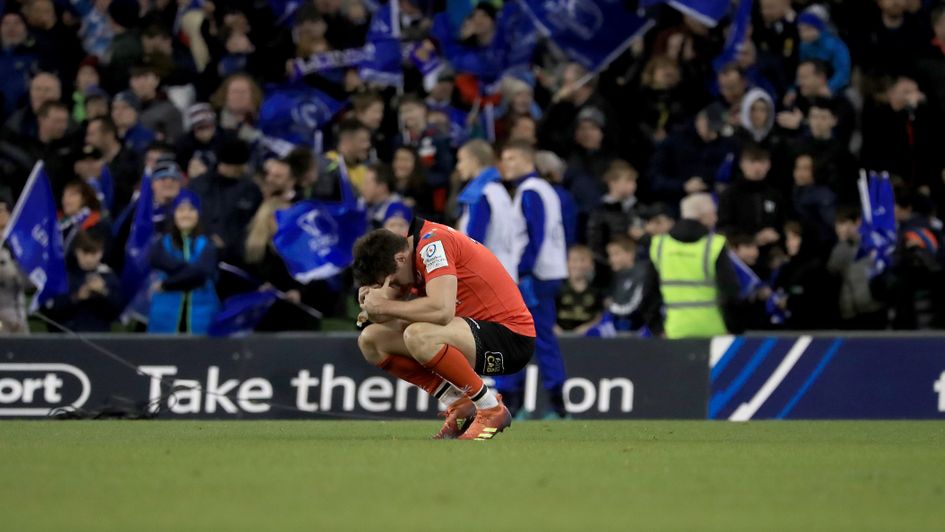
[363,275,457,326]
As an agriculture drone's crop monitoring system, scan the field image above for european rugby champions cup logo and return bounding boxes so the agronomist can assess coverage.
[298,208,339,258]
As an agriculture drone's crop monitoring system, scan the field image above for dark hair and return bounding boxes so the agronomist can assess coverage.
[285,147,314,181]
[604,159,638,183]
[367,163,395,191]
[352,229,409,286]
[835,204,861,223]
[398,93,426,109]
[73,230,105,253]
[807,97,836,114]
[168,218,206,250]
[727,232,757,248]
[740,142,771,162]
[89,116,118,138]
[933,4,945,25]
[337,118,370,137]
[64,179,102,212]
[799,59,831,79]
[37,100,68,118]
[784,220,803,237]
[607,236,636,253]
[393,146,426,190]
[352,91,384,112]
[146,140,175,154]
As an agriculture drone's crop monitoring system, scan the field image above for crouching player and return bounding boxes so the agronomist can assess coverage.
[353,217,536,440]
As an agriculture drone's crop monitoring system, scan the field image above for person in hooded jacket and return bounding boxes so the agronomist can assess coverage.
[772,221,839,330]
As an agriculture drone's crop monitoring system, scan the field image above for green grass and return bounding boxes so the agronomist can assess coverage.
[1,421,943,531]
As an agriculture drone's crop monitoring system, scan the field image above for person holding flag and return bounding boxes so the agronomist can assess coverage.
[0,189,31,334]
[0,162,69,316]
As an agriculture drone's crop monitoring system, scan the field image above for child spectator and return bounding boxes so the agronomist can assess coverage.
[147,190,220,334]
[59,179,107,252]
[556,245,604,335]
[47,231,122,332]
[586,160,642,265]
[605,237,647,331]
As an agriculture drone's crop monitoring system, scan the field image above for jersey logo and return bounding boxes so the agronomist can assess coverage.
[421,240,448,273]
[422,231,434,240]
[483,351,505,375]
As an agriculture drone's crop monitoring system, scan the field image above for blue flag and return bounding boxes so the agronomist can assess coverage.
[584,311,617,338]
[359,2,403,87]
[642,0,729,27]
[520,0,653,73]
[121,174,155,305]
[273,160,367,283]
[713,0,752,70]
[258,84,346,149]
[208,288,280,337]
[0,162,68,311]
[857,170,897,277]
[728,249,763,299]
[87,165,114,214]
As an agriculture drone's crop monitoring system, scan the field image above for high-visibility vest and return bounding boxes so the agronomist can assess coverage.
[649,233,728,339]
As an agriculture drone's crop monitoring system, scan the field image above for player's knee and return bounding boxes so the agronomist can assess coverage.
[402,322,437,354]
[357,325,384,364]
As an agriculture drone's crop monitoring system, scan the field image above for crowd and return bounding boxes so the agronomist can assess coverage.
[1,0,944,335]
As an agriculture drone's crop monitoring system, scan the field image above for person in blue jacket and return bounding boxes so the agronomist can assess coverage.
[147,189,220,334]
[797,9,851,96]
[496,140,570,419]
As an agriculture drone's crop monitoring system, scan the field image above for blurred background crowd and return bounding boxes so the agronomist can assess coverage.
[1,0,944,335]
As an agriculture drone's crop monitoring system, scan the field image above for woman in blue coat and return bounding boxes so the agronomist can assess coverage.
[147,190,220,334]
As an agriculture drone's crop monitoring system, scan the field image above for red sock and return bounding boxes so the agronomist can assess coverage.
[423,344,485,398]
[377,355,444,395]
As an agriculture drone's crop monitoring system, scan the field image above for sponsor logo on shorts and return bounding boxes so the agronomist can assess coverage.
[484,351,505,375]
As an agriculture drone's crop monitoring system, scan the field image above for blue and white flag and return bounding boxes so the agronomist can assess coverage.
[359,1,403,87]
[521,0,653,73]
[584,311,617,338]
[728,249,763,300]
[87,165,114,214]
[121,173,155,305]
[208,288,280,337]
[0,162,68,311]
[857,170,897,277]
[291,46,378,80]
[713,0,753,70]
[273,159,367,283]
[641,0,729,27]
[258,84,346,149]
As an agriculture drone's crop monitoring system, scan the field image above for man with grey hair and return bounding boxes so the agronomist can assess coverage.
[640,193,741,338]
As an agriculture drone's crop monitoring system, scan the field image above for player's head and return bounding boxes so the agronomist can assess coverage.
[353,229,413,289]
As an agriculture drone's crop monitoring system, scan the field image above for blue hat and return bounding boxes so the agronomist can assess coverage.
[384,202,413,223]
[172,189,201,213]
[152,163,182,181]
[797,11,826,32]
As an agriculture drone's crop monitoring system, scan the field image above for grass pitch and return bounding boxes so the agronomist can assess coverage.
[1,420,943,531]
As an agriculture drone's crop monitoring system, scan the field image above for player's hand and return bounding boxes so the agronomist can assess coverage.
[362,276,393,315]
[358,285,370,305]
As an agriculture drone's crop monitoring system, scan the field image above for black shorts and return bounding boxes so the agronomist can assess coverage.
[462,317,535,376]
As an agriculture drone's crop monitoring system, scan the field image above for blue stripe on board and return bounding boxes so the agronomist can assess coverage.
[710,337,745,383]
[708,337,778,419]
[776,338,844,419]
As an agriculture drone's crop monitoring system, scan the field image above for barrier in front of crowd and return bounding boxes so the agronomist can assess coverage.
[0,334,942,420]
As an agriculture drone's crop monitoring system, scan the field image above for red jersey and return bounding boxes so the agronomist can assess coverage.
[411,219,535,337]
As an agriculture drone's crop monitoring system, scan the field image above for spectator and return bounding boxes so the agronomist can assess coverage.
[605,236,648,332]
[737,87,776,144]
[285,147,320,200]
[75,0,114,62]
[23,0,83,92]
[82,86,110,122]
[321,119,373,197]
[826,206,887,329]
[111,90,156,154]
[211,73,262,142]
[792,97,859,203]
[352,91,392,163]
[555,245,604,334]
[633,55,690,150]
[4,71,61,142]
[84,116,141,213]
[852,0,930,79]
[0,12,38,120]
[498,140,569,419]
[771,221,839,329]
[797,7,851,95]
[59,179,107,252]
[642,193,741,337]
[648,103,735,209]
[381,204,412,235]
[395,95,454,200]
[790,152,837,249]
[0,189,29,334]
[4,101,75,195]
[151,163,184,230]
[539,62,616,158]
[454,139,520,279]
[360,163,405,230]
[496,76,542,145]
[586,160,642,265]
[189,137,262,265]
[243,198,324,332]
[914,5,945,119]
[104,0,143,93]
[263,157,301,202]
[72,57,103,123]
[176,103,224,178]
[716,63,749,112]
[718,143,786,252]
[129,63,184,143]
[726,232,773,331]
[888,192,945,329]
[752,0,799,95]
[47,230,122,332]
[390,146,432,215]
[564,107,616,229]
[148,190,220,334]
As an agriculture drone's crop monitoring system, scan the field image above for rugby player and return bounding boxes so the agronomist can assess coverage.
[353,217,536,440]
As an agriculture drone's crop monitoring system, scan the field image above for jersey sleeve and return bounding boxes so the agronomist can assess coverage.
[416,233,458,282]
